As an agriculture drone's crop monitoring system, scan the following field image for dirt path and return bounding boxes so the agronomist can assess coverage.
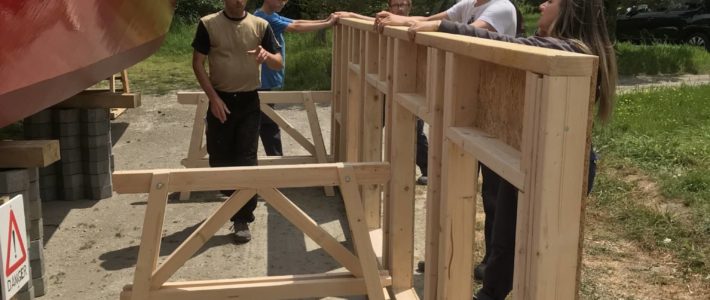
[42,78,710,299]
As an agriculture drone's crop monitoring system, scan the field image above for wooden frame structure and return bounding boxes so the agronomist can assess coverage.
[116,18,597,300]
[177,91,335,200]
[331,19,597,299]
[113,162,395,300]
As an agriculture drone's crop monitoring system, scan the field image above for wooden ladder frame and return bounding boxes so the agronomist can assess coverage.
[333,19,598,299]
[177,91,335,200]
[113,162,398,300]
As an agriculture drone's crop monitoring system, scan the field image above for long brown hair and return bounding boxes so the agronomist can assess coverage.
[549,0,617,122]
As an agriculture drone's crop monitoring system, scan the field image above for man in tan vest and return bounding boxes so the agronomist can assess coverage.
[192,0,283,243]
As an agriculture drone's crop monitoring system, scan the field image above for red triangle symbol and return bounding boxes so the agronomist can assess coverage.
[5,210,27,277]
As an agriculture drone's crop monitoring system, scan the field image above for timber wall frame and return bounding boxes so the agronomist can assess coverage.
[177,91,335,200]
[114,17,597,300]
[332,19,598,299]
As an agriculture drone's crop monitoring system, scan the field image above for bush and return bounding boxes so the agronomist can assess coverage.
[174,0,223,22]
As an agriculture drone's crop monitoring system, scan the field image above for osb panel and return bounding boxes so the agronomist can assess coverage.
[470,60,526,151]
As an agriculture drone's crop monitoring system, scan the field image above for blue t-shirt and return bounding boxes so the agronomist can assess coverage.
[254,9,293,89]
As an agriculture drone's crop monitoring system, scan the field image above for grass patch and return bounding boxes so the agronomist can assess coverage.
[128,22,332,94]
[616,42,710,76]
[592,85,710,275]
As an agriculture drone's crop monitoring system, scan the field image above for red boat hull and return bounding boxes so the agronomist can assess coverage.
[0,0,175,127]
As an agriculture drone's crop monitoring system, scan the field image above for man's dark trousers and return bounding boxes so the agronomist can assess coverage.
[206,90,261,223]
[258,89,283,156]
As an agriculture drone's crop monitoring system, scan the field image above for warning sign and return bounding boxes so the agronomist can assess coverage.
[0,195,29,300]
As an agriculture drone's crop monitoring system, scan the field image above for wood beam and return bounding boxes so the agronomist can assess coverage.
[0,140,60,168]
[54,91,140,108]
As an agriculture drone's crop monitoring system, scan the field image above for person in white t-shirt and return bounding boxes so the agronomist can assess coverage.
[375,0,517,37]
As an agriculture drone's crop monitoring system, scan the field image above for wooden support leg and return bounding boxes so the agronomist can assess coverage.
[180,96,209,201]
[131,172,171,300]
[303,92,335,197]
[337,165,386,300]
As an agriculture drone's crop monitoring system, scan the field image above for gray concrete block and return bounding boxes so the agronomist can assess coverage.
[81,133,111,149]
[39,164,58,177]
[28,179,39,201]
[54,108,80,123]
[39,175,57,189]
[85,145,111,162]
[81,120,110,136]
[86,185,113,200]
[59,161,82,177]
[28,197,41,220]
[24,110,53,124]
[28,168,39,182]
[80,108,110,122]
[29,219,43,241]
[60,186,84,200]
[58,122,80,137]
[23,122,54,139]
[30,258,45,278]
[16,284,34,300]
[40,187,57,202]
[83,159,111,175]
[29,240,43,261]
[0,169,29,193]
[61,174,83,189]
[59,147,82,163]
[86,173,111,188]
[59,135,81,149]
[33,276,47,297]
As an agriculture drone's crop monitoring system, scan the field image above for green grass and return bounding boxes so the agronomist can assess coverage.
[617,42,710,76]
[128,22,332,94]
[592,85,710,275]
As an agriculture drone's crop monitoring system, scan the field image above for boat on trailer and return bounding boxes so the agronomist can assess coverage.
[0,0,176,127]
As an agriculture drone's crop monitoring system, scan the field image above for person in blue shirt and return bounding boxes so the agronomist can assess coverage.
[254,0,338,156]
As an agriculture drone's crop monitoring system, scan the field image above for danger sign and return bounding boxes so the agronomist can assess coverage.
[0,195,29,300]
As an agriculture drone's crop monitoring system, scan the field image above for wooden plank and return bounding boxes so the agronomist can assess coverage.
[513,71,543,300]
[392,288,420,300]
[446,126,525,190]
[436,53,479,299]
[130,172,171,300]
[113,163,391,194]
[122,274,393,300]
[361,30,384,229]
[366,73,389,94]
[345,56,363,162]
[370,228,384,264]
[382,36,395,268]
[339,17,378,31]
[180,94,210,201]
[387,38,417,293]
[0,140,60,168]
[258,188,362,276]
[182,155,325,168]
[177,91,333,105]
[349,62,362,75]
[54,92,141,108]
[151,190,257,288]
[303,92,335,197]
[514,75,592,299]
[337,166,386,300]
[413,31,596,77]
[110,108,127,120]
[422,47,445,300]
[394,93,428,120]
[260,103,317,156]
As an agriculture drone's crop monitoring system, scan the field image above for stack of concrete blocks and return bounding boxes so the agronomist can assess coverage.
[24,108,113,202]
[0,168,45,299]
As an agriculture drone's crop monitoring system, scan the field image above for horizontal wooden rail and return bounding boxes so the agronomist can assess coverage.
[365,74,388,94]
[55,91,141,108]
[121,272,392,300]
[395,93,429,120]
[446,127,524,191]
[339,18,596,77]
[177,91,333,105]
[113,162,390,194]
